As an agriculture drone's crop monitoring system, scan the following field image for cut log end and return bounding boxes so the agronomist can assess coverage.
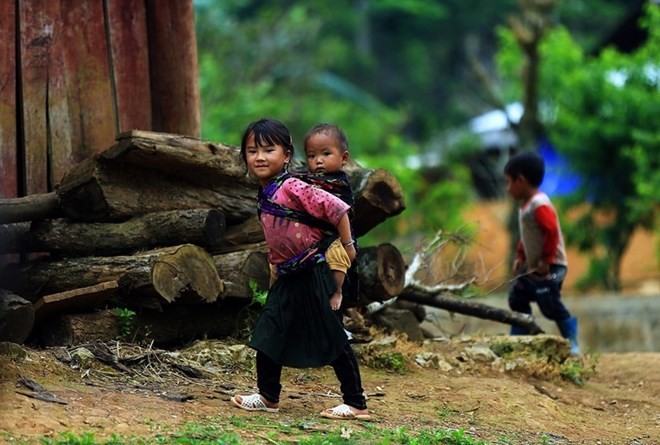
[152,245,223,303]
[375,243,406,297]
[356,243,406,302]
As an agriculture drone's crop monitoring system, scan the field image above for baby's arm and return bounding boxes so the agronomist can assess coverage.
[336,213,356,262]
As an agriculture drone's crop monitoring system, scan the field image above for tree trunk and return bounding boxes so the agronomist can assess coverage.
[39,302,250,347]
[344,165,407,238]
[212,247,270,299]
[0,209,226,256]
[0,193,61,224]
[56,156,256,224]
[107,130,255,189]
[213,216,265,253]
[1,244,223,304]
[0,222,30,253]
[0,289,34,343]
[128,244,224,304]
[398,287,544,334]
[356,243,406,303]
[606,216,635,292]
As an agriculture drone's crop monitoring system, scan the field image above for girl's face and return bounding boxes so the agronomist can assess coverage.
[244,132,291,186]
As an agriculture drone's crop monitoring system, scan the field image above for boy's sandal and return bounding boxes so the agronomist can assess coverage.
[230,394,279,413]
[320,404,371,420]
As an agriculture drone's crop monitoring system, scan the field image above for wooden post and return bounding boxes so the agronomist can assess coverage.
[19,0,54,195]
[48,0,116,183]
[145,0,200,137]
[0,1,17,199]
[105,0,152,133]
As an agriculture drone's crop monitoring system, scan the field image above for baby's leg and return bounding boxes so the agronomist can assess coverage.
[326,239,351,311]
[330,270,345,311]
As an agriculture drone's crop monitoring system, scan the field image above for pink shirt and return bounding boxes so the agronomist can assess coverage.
[260,177,350,265]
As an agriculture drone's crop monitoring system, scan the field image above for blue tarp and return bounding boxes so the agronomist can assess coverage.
[538,138,581,197]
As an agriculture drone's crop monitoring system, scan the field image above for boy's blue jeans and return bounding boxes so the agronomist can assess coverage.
[508,264,572,322]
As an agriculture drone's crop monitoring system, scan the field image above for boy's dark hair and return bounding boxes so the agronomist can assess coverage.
[504,151,545,187]
[304,123,349,153]
[240,118,295,164]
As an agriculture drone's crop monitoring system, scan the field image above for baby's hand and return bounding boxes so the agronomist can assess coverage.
[329,291,343,311]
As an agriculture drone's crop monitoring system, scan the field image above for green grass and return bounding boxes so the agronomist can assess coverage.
[367,352,407,374]
[559,353,599,386]
[0,417,525,445]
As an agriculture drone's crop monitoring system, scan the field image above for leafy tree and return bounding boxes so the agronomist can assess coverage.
[194,1,404,155]
[496,3,660,290]
[193,0,643,249]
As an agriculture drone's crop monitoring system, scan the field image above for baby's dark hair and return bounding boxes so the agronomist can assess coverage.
[304,123,349,153]
[504,151,545,187]
[240,118,294,164]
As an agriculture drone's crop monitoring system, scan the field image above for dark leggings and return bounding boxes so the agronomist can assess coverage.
[256,343,367,410]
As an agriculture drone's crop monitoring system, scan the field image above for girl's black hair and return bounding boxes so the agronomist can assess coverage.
[240,118,295,164]
[504,151,545,187]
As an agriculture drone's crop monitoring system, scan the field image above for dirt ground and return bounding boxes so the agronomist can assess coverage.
[0,337,658,445]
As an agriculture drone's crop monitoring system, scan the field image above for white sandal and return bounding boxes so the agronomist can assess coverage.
[320,403,371,420]
[230,394,279,413]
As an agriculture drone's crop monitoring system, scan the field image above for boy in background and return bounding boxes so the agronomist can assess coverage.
[504,151,579,355]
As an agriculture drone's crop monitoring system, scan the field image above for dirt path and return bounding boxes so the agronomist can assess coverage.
[0,341,658,444]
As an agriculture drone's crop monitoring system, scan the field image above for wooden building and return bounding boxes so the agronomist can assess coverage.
[0,0,200,199]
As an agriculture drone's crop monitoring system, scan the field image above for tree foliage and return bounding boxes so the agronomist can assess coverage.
[497,3,659,290]
[193,0,644,250]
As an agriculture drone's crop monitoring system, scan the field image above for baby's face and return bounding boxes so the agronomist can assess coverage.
[304,133,347,174]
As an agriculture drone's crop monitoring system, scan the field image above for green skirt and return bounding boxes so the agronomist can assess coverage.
[248,262,348,368]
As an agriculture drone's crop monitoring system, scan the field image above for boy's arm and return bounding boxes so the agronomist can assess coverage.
[534,205,561,275]
[513,240,526,273]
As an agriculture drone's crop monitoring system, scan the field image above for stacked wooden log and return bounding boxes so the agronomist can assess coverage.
[0,131,407,346]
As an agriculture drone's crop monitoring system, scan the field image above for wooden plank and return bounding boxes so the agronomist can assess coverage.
[145,0,200,137]
[105,0,152,133]
[33,280,119,324]
[48,0,116,185]
[0,1,18,199]
[19,0,54,195]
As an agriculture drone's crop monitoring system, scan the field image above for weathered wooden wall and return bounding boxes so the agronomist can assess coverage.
[0,0,200,199]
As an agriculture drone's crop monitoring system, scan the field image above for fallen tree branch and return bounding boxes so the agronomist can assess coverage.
[398,285,544,334]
